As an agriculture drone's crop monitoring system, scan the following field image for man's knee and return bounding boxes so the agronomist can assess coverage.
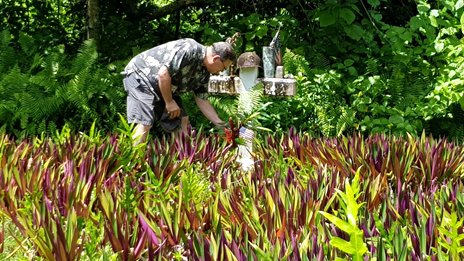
[133,124,152,143]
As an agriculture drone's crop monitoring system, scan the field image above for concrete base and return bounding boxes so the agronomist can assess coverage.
[262,78,297,97]
[208,76,297,97]
[208,76,241,94]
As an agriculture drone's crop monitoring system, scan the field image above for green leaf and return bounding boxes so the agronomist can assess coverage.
[344,59,354,67]
[435,42,444,53]
[255,25,268,38]
[418,3,430,13]
[399,31,412,43]
[352,230,368,255]
[410,17,424,31]
[340,8,356,25]
[249,242,272,260]
[457,0,464,10]
[367,0,380,7]
[389,115,404,124]
[461,12,464,34]
[430,16,438,27]
[331,237,355,254]
[319,211,356,234]
[348,67,357,76]
[344,24,364,41]
[320,12,336,27]
[430,9,440,17]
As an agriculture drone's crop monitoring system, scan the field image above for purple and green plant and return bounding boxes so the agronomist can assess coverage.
[2,127,464,260]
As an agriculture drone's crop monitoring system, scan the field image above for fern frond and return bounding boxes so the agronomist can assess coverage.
[18,31,37,57]
[29,53,44,73]
[364,57,379,75]
[37,120,47,136]
[1,65,30,99]
[387,64,405,106]
[312,53,331,70]
[71,40,98,74]
[0,30,16,73]
[407,74,431,97]
[336,108,356,137]
[208,96,238,118]
[21,92,64,122]
[41,45,67,78]
[238,83,263,116]
[282,48,311,76]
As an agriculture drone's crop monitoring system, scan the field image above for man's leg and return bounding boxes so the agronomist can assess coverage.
[133,124,152,145]
[181,116,189,133]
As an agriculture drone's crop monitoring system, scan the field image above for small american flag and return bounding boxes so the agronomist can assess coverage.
[239,127,255,141]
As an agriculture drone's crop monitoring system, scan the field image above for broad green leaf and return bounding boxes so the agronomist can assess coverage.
[367,0,380,7]
[340,8,356,25]
[418,3,430,13]
[348,66,357,76]
[255,25,268,38]
[344,59,354,67]
[459,94,464,110]
[320,13,336,27]
[430,9,440,17]
[352,230,368,255]
[389,115,404,124]
[344,24,364,41]
[410,17,424,31]
[399,31,412,43]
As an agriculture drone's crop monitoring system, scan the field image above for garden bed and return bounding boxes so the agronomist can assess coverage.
[1,129,463,260]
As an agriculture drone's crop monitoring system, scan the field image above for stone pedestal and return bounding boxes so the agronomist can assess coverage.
[208,76,297,97]
[208,75,241,94]
[262,78,297,97]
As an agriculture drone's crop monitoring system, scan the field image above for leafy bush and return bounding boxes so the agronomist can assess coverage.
[255,0,464,142]
[0,29,127,138]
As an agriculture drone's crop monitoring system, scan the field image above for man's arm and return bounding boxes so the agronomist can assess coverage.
[194,95,224,127]
[158,66,181,118]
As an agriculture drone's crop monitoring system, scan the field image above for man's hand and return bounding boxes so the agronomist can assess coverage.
[195,95,224,126]
[166,100,181,119]
[159,66,180,119]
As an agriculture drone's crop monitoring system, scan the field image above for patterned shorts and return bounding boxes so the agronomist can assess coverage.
[123,72,186,132]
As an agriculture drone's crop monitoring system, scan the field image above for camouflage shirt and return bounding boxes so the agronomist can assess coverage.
[123,38,210,97]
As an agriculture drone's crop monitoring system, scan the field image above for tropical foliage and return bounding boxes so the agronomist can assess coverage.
[0,29,127,138]
[1,126,464,260]
[1,0,464,141]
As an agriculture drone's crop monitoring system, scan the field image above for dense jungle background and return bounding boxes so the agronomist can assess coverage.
[1,0,464,141]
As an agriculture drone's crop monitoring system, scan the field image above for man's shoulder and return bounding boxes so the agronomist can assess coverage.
[176,38,203,49]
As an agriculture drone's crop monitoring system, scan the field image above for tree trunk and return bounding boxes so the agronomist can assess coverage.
[87,0,100,49]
